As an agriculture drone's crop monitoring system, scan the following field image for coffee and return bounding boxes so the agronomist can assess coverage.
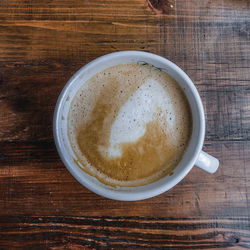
[68,63,192,187]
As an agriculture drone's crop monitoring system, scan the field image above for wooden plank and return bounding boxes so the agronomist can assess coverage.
[0,18,249,65]
[0,141,249,217]
[0,216,249,249]
[0,0,249,20]
[0,63,249,141]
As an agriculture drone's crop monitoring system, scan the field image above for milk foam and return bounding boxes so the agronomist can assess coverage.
[99,79,176,158]
[68,63,192,187]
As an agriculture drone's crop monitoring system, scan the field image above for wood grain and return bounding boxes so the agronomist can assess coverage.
[0,216,249,249]
[0,0,250,248]
[0,140,249,219]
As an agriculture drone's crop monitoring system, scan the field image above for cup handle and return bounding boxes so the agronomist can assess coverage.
[195,150,219,174]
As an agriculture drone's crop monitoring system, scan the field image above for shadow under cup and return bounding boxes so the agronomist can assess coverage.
[53,51,205,201]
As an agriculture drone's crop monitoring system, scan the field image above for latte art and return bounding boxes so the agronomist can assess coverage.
[68,63,192,187]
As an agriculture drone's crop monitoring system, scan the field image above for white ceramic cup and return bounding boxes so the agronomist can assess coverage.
[53,51,219,201]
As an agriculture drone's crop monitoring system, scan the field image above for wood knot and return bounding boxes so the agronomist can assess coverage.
[147,0,175,14]
[229,235,240,244]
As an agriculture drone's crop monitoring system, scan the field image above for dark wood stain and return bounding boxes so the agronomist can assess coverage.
[0,0,249,248]
[0,216,249,248]
[147,0,176,14]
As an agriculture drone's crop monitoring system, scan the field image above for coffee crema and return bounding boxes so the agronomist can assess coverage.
[68,63,192,187]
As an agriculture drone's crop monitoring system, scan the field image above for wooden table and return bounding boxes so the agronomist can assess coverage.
[0,0,249,248]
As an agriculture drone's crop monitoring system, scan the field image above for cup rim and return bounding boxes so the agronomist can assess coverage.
[53,51,205,201]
